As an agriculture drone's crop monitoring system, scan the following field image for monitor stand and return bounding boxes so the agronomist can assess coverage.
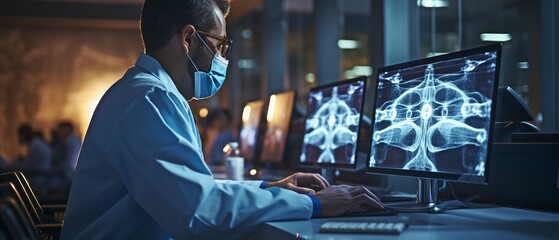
[388,178,439,213]
[417,178,438,208]
[389,178,468,213]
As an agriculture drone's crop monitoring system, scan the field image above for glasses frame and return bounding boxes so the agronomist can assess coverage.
[197,30,233,57]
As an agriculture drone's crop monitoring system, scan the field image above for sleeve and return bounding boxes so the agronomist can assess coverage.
[111,88,313,240]
[214,179,264,188]
[307,194,322,218]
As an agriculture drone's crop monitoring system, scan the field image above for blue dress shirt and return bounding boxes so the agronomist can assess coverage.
[60,54,313,240]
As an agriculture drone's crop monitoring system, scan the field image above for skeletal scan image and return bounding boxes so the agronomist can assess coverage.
[369,51,498,176]
[300,80,364,165]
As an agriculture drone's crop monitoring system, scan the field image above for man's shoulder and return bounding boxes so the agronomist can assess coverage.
[119,67,169,91]
[101,67,171,103]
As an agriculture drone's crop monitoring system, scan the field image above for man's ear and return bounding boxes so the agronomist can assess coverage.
[179,24,196,53]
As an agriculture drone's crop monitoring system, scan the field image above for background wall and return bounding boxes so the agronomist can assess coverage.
[0,25,142,160]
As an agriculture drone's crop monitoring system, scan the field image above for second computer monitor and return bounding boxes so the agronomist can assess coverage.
[259,91,296,164]
[239,100,264,162]
[300,76,367,169]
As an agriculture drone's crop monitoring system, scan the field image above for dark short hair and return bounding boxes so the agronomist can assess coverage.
[140,0,230,53]
[17,123,34,142]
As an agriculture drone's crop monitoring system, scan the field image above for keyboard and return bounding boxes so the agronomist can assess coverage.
[343,207,399,217]
[320,221,408,234]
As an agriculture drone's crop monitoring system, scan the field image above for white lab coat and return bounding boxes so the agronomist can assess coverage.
[60,54,313,240]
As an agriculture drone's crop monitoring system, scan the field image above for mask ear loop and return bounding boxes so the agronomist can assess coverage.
[181,28,202,72]
[195,31,217,56]
[188,31,219,72]
[186,53,200,72]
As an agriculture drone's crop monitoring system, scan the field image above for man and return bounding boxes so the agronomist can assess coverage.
[13,124,52,173]
[205,108,236,165]
[61,0,382,239]
[56,121,82,171]
[9,124,52,194]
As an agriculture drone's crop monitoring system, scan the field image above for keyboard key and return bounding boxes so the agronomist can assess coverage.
[320,221,408,234]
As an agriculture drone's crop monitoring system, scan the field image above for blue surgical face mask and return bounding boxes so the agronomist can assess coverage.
[187,32,229,100]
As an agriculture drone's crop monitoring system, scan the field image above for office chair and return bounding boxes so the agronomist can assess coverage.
[0,172,63,239]
[0,192,41,240]
[0,182,44,239]
[0,171,65,224]
[16,172,66,222]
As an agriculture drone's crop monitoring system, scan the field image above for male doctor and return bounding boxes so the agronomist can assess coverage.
[60,0,383,239]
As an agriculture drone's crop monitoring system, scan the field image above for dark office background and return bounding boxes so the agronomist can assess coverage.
[0,0,557,162]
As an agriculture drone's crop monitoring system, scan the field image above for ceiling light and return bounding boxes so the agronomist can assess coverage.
[344,66,372,79]
[417,0,449,8]
[237,59,256,69]
[480,33,512,42]
[518,62,529,69]
[305,73,315,83]
[338,39,360,49]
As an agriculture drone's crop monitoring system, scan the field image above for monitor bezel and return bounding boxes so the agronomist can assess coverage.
[366,44,502,184]
[299,76,368,170]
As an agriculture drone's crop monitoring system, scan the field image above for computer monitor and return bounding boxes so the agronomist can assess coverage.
[239,100,264,162]
[259,91,296,164]
[299,76,367,170]
[367,44,502,212]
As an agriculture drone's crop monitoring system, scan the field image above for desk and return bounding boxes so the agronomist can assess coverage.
[257,205,559,239]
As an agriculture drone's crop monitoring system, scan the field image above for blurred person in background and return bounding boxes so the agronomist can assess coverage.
[7,123,52,194]
[57,121,82,171]
[206,108,237,165]
[12,123,52,172]
[47,121,82,197]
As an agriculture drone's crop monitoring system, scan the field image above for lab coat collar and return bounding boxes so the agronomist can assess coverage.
[134,53,181,95]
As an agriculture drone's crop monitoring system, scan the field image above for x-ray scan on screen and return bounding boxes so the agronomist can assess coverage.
[368,44,501,183]
[300,77,366,169]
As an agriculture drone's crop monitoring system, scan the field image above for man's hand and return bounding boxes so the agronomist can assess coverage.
[268,172,330,194]
[314,185,383,217]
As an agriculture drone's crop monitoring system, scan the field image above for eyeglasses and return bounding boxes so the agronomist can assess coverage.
[197,30,233,58]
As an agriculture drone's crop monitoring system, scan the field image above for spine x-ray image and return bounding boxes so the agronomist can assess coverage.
[301,80,365,165]
[369,51,498,177]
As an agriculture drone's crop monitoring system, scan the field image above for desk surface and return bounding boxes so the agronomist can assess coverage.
[257,205,559,240]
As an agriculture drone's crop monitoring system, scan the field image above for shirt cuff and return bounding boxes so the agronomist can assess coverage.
[259,181,268,189]
[307,194,322,218]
